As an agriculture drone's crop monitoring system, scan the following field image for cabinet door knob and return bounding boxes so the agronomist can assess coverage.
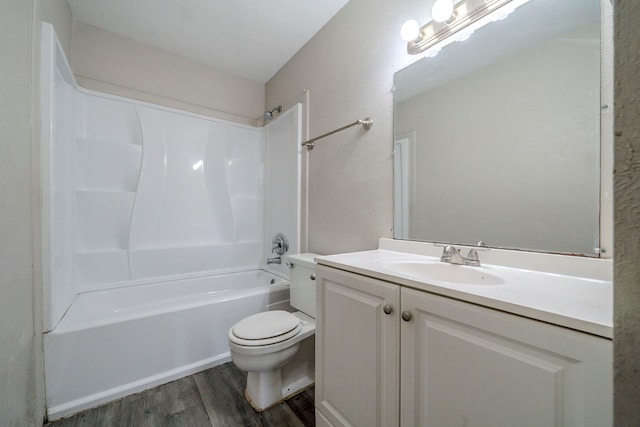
[310,273,316,280]
[383,305,393,315]
[401,311,412,322]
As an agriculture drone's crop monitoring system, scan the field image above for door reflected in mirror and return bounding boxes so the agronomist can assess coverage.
[393,0,605,256]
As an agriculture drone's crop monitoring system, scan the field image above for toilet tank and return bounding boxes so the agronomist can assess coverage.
[286,253,319,318]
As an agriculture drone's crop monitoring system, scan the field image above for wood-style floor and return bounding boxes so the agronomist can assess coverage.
[46,362,315,427]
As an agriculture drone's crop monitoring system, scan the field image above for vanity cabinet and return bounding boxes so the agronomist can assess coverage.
[315,265,400,427]
[315,265,612,427]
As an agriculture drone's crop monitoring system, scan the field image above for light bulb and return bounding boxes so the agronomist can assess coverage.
[400,19,421,42]
[432,0,454,23]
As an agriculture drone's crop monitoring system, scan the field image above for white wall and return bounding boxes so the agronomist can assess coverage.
[0,0,72,425]
[0,2,38,424]
[266,0,428,255]
[71,23,266,126]
[37,0,72,58]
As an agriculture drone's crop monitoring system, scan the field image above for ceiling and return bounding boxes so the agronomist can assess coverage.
[66,0,350,84]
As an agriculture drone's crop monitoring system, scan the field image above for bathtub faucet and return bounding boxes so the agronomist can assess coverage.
[267,233,288,265]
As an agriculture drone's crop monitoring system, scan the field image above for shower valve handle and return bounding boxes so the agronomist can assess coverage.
[271,233,289,256]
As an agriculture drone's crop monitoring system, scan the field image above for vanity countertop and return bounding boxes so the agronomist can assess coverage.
[315,239,612,339]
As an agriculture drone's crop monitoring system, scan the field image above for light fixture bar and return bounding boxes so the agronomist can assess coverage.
[407,0,528,55]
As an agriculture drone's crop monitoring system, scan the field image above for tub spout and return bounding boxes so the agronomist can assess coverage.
[266,256,281,265]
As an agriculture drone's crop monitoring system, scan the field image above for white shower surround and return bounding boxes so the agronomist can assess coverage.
[41,23,303,418]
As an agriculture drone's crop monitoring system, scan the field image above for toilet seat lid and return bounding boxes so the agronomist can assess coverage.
[231,310,301,342]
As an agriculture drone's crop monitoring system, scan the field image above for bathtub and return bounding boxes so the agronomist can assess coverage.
[44,269,291,420]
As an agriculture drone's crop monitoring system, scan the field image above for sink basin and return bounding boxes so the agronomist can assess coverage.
[381,260,505,285]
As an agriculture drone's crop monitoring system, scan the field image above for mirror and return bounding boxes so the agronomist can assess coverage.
[393,0,603,256]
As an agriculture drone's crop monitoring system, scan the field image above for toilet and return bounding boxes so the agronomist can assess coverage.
[228,253,318,411]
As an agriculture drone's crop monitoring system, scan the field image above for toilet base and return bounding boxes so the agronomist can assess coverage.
[245,371,315,412]
[244,334,315,411]
[245,381,314,412]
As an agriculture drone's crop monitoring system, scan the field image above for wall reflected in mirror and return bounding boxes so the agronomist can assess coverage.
[393,0,603,256]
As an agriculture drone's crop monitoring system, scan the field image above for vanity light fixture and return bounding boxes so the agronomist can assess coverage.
[402,0,531,55]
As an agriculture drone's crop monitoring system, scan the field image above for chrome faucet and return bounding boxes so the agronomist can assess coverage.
[465,241,486,267]
[440,241,486,266]
[266,233,288,265]
[271,233,289,256]
[441,245,465,265]
[266,256,282,265]
[465,249,481,267]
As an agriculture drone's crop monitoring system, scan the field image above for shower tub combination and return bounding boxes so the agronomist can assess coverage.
[44,269,291,419]
[41,24,303,420]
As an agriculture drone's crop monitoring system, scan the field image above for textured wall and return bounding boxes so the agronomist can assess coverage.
[0,1,73,424]
[0,2,37,424]
[0,0,72,424]
[71,23,265,126]
[266,0,429,255]
[37,0,73,58]
[614,1,640,424]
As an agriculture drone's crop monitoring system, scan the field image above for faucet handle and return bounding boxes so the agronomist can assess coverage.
[440,246,450,262]
[465,249,481,266]
[465,242,486,267]
[441,245,464,264]
[271,233,289,255]
[440,245,456,260]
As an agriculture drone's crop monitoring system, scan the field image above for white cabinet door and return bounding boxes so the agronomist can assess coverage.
[400,288,612,427]
[316,266,400,427]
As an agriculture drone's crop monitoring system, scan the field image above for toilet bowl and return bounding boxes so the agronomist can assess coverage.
[228,253,318,411]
